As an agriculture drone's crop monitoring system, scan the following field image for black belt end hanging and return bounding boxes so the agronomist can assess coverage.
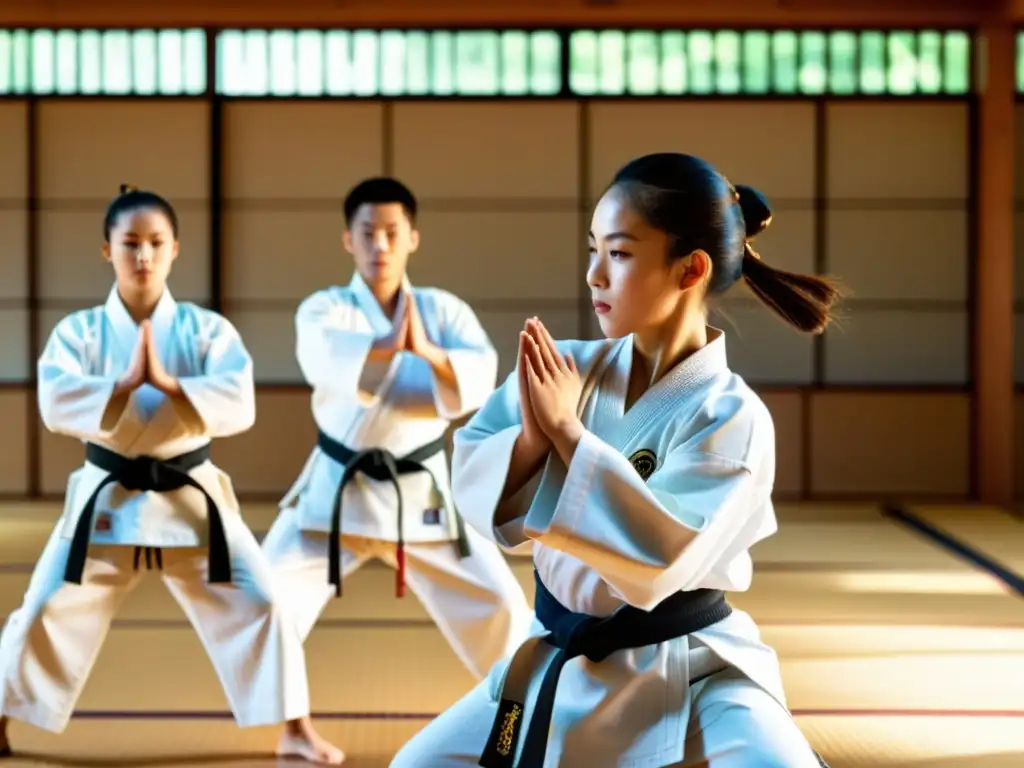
[133,546,164,571]
[454,511,472,558]
[329,484,344,597]
[329,547,343,598]
[64,522,91,585]
[478,697,526,768]
[205,496,232,584]
[64,478,116,586]
[317,431,451,600]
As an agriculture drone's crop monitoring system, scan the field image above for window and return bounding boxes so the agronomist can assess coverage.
[215,29,561,97]
[0,28,206,95]
[568,29,971,96]
[0,27,972,99]
[1018,32,1024,92]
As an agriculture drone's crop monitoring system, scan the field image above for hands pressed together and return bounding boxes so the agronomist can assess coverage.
[116,320,181,397]
[369,305,583,461]
[372,293,440,360]
[367,293,458,390]
[517,317,584,465]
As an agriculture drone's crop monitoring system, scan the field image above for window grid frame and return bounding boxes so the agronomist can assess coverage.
[0,26,978,100]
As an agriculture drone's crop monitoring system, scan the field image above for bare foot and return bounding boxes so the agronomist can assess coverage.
[276,716,344,765]
[0,715,11,757]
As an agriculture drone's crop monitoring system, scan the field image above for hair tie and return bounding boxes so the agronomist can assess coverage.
[119,184,138,195]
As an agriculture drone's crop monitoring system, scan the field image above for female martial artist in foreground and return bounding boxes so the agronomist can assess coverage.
[390,153,839,767]
[0,186,342,765]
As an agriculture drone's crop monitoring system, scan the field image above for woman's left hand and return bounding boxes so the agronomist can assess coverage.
[523,319,583,449]
[144,322,182,397]
[404,294,430,358]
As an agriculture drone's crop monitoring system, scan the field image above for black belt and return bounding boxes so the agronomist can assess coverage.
[133,546,163,571]
[64,443,231,586]
[480,569,733,768]
[317,430,470,599]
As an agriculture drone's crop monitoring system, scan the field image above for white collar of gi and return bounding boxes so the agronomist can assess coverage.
[607,326,731,449]
[657,324,729,389]
[104,283,178,355]
[349,270,414,336]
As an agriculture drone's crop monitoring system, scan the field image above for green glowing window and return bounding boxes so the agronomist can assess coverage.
[1017,32,1024,92]
[0,28,206,95]
[568,29,970,96]
[215,29,562,97]
[0,28,971,98]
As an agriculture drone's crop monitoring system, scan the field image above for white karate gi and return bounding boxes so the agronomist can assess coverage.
[391,329,821,767]
[262,273,531,679]
[0,286,310,732]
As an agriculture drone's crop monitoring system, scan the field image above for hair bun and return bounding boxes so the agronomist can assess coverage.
[119,184,138,195]
[735,184,772,239]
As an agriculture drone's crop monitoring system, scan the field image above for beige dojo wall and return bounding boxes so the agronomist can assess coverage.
[0,97,991,499]
[1014,104,1024,498]
[0,101,30,495]
[208,98,975,501]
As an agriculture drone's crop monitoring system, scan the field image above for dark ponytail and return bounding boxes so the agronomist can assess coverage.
[103,184,179,240]
[609,153,841,335]
[735,185,840,334]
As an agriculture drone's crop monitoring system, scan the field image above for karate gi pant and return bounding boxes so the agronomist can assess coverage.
[390,665,822,768]
[262,506,532,680]
[0,518,311,733]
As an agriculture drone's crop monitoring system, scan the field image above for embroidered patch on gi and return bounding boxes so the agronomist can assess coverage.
[423,507,443,525]
[94,514,112,532]
[628,449,657,482]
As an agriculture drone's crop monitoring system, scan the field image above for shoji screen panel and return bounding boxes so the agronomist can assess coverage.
[0,101,31,493]
[0,102,30,383]
[393,101,580,379]
[815,102,971,496]
[1014,103,1024,385]
[824,102,969,385]
[221,102,385,384]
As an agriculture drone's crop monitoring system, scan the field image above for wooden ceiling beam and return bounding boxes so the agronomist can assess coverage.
[0,0,1004,28]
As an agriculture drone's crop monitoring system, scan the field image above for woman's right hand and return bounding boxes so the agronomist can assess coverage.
[368,299,410,362]
[115,322,149,393]
[497,320,554,507]
[518,319,551,452]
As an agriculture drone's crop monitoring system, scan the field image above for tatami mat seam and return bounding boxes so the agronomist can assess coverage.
[881,504,1024,597]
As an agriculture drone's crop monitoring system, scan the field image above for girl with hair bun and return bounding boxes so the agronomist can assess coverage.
[0,186,343,765]
[391,153,836,767]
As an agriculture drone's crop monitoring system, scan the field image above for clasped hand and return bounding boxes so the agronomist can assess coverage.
[371,293,440,363]
[517,317,583,455]
[117,320,180,396]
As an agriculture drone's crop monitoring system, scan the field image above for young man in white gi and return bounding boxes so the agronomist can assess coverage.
[262,178,532,755]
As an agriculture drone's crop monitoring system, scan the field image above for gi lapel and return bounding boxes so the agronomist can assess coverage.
[347,272,413,438]
[349,271,413,339]
[101,286,148,450]
[130,291,187,451]
[102,286,182,453]
[610,328,729,454]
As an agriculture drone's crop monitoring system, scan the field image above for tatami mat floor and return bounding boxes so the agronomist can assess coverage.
[0,501,1020,767]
